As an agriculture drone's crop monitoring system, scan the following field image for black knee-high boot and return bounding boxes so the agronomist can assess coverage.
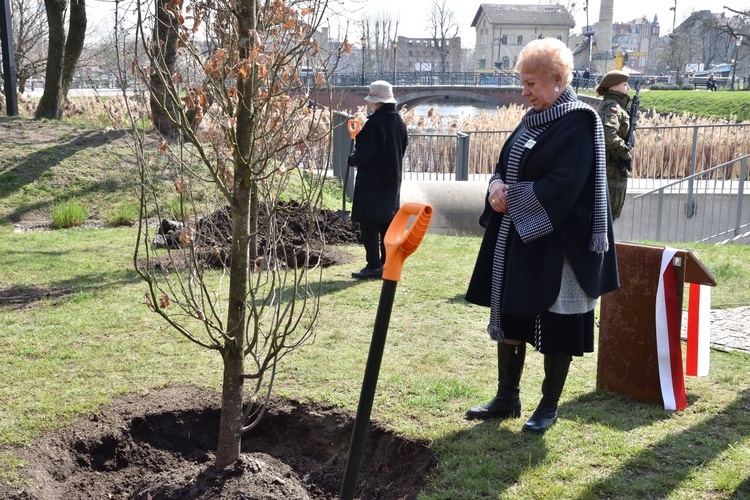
[466,342,526,420]
[522,353,572,433]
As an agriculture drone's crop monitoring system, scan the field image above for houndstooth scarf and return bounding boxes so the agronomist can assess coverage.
[487,86,608,342]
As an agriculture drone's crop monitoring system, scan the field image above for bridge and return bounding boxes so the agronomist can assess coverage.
[309,72,600,113]
[312,85,532,113]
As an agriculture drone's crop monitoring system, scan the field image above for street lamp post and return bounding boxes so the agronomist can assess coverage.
[360,36,367,86]
[392,41,397,83]
[731,36,743,90]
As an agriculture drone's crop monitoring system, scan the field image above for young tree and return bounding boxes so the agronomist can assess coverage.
[426,0,459,72]
[124,0,345,468]
[35,0,86,119]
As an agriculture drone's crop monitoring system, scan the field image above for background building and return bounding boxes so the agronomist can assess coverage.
[471,4,575,72]
[611,17,661,73]
[395,36,465,73]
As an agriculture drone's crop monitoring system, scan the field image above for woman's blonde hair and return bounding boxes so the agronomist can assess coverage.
[515,37,574,88]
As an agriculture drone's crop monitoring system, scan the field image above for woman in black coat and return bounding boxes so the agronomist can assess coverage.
[464,38,619,433]
[347,80,408,279]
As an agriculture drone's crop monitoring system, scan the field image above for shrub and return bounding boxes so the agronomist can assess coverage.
[106,203,139,227]
[682,83,695,90]
[51,199,89,228]
[649,83,683,91]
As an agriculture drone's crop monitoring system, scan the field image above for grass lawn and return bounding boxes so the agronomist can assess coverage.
[638,89,750,122]
[0,111,748,498]
[0,226,748,498]
[576,88,750,122]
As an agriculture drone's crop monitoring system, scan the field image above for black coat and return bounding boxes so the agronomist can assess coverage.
[347,104,408,224]
[465,111,619,315]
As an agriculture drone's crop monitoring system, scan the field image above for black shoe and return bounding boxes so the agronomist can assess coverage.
[465,396,521,420]
[352,267,382,279]
[522,404,558,433]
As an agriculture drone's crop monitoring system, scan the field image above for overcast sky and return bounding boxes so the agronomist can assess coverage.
[325,0,740,46]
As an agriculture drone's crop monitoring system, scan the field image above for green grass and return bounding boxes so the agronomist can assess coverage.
[577,88,750,122]
[0,117,344,230]
[637,89,750,122]
[51,198,89,228]
[0,113,748,498]
[0,228,748,498]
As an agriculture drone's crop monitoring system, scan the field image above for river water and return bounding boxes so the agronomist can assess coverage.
[410,103,503,117]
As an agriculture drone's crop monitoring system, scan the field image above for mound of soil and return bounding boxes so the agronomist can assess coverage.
[157,202,361,269]
[0,385,436,499]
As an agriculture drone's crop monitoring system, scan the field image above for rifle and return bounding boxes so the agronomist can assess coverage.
[621,79,641,172]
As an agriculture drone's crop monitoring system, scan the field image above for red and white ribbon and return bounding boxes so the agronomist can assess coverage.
[686,283,711,377]
[655,248,687,411]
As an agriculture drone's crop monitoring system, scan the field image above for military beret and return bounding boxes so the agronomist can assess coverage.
[595,70,630,95]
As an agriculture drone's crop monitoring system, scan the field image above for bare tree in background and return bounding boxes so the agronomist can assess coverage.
[148,0,184,138]
[10,0,48,93]
[698,8,749,77]
[123,0,346,469]
[658,32,697,85]
[35,0,86,119]
[426,0,459,72]
[361,12,399,73]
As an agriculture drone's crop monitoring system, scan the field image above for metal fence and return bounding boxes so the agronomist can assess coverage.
[330,71,523,87]
[398,123,750,244]
[402,123,750,183]
[620,155,749,244]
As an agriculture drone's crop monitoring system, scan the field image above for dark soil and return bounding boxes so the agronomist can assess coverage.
[162,201,362,269]
[0,385,436,499]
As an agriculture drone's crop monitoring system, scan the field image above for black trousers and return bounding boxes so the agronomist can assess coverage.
[359,218,390,269]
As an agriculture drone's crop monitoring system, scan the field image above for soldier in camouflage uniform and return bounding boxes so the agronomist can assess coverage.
[595,70,631,220]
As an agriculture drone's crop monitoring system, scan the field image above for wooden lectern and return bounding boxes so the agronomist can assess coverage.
[597,242,716,407]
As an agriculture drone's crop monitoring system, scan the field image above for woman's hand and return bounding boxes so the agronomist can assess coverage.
[489,182,509,213]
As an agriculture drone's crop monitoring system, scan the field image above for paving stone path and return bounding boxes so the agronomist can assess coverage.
[681,306,750,354]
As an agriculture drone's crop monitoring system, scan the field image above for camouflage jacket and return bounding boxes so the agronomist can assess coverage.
[597,90,631,162]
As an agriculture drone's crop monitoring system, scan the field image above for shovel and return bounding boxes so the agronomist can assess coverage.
[337,119,361,221]
[339,202,434,500]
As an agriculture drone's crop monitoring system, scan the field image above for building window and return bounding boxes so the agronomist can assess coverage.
[556,35,562,41]
[503,56,510,69]
[501,35,507,45]
[517,35,523,45]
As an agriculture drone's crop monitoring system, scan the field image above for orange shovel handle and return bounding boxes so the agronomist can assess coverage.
[348,119,361,140]
[382,203,434,282]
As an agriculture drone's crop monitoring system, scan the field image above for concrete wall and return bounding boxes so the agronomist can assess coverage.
[400,180,750,244]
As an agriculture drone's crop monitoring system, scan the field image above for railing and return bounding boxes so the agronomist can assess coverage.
[330,71,523,87]
[621,155,749,244]
[402,123,750,183]
[333,118,750,244]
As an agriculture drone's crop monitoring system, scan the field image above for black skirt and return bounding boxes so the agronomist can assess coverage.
[502,310,595,356]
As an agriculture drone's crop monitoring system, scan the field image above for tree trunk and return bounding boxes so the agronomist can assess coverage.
[60,0,86,99]
[214,0,257,470]
[149,0,183,139]
[35,0,85,119]
[35,0,65,119]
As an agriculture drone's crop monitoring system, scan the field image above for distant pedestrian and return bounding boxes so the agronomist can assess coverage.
[707,74,717,91]
[347,80,408,279]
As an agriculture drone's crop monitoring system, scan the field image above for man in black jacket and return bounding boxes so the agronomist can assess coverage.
[347,80,408,279]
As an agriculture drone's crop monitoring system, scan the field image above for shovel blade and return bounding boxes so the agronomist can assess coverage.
[336,210,350,221]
